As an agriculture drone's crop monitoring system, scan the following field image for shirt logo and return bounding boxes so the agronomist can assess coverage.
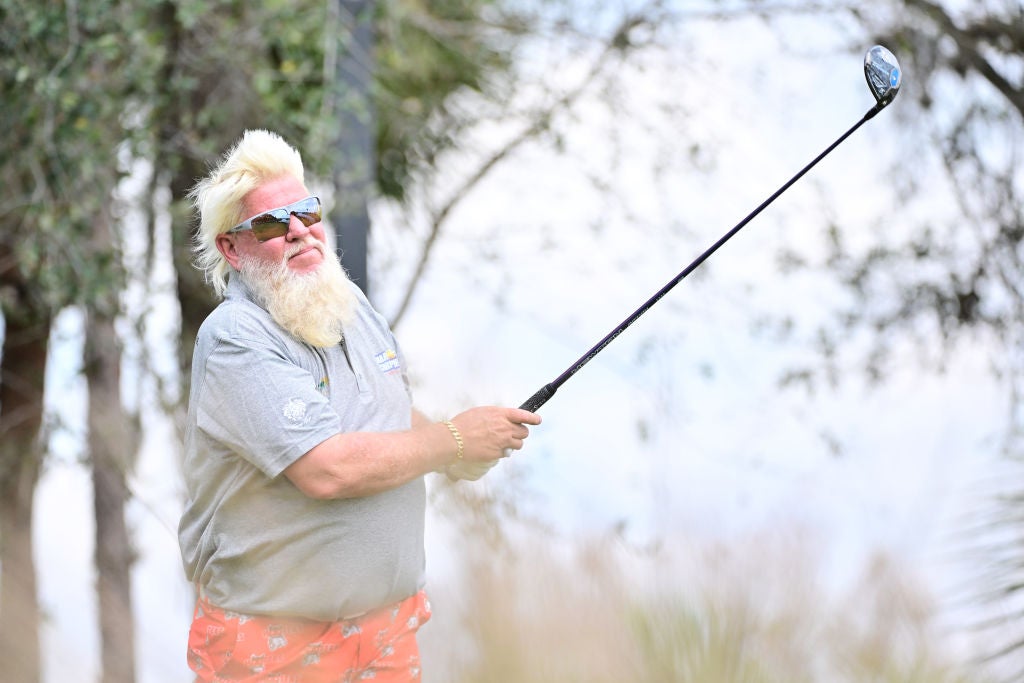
[374,348,401,375]
[282,398,308,424]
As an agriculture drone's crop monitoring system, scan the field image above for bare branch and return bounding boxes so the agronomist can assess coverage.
[904,0,1024,117]
[388,12,650,327]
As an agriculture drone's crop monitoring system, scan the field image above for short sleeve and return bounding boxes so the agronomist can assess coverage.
[194,334,341,478]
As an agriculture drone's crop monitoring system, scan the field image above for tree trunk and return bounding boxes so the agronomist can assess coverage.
[81,174,139,683]
[170,191,219,383]
[331,0,376,296]
[0,313,50,683]
[85,307,137,683]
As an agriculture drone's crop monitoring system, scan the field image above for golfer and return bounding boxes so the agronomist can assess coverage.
[178,129,540,681]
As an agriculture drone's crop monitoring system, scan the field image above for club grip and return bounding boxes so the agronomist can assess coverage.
[519,384,556,413]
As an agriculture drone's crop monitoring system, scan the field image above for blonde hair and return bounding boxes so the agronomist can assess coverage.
[189,129,306,297]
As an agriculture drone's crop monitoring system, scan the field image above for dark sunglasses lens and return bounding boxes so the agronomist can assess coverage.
[293,210,321,227]
[250,212,290,242]
[294,198,321,227]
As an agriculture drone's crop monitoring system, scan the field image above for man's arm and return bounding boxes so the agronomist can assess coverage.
[413,406,502,482]
[283,406,540,499]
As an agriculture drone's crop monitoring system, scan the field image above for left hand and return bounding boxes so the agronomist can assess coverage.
[445,458,500,482]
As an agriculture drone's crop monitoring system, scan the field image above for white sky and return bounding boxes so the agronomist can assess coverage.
[31,6,1021,682]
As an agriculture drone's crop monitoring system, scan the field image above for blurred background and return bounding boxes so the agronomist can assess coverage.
[2,0,1023,681]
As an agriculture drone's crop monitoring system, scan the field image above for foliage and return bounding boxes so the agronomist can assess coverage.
[0,0,155,318]
[375,0,528,199]
[774,0,1023,383]
[767,1,1024,676]
[129,0,526,195]
[426,485,985,683]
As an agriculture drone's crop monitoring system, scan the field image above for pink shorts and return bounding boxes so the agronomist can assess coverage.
[187,590,431,682]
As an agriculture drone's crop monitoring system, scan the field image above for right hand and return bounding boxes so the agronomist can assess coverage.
[449,406,542,463]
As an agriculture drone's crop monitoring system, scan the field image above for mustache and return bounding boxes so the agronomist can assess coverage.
[283,239,326,261]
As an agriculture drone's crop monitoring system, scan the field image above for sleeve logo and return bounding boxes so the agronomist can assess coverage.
[282,398,308,424]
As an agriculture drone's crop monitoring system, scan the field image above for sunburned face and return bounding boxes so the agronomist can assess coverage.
[215,176,357,346]
[216,175,328,275]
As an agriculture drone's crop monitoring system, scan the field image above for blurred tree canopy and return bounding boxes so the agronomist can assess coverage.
[779,1,1024,677]
[1,2,147,679]
[774,1,1023,386]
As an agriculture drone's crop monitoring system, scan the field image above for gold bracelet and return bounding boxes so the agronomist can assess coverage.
[442,420,464,462]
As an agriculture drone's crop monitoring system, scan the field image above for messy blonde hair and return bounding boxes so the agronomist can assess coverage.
[189,129,306,297]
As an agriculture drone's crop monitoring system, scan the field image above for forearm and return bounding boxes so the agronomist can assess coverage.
[284,422,459,499]
[284,406,541,499]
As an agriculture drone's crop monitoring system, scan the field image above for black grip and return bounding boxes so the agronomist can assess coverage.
[519,384,556,413]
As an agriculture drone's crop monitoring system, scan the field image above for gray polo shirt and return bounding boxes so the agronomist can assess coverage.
[177,273,424,620]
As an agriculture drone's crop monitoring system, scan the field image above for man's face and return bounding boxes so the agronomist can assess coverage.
[216,175,327,275]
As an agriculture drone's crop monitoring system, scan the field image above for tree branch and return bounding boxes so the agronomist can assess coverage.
[388,12,651,328]
[905,0,1024,117]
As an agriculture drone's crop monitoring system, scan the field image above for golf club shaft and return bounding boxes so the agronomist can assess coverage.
[520,105,883,413]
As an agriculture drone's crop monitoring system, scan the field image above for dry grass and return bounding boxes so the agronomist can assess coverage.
[420,481,988,683]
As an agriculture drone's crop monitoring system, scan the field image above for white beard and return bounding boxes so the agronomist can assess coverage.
[238,240,357,347]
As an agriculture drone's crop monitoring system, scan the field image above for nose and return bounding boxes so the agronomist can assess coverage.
[285,214,312,240]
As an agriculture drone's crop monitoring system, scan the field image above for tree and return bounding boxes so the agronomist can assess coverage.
[852,3,1023,678]
[757,0,1023,676]
[771,0,1024,381]
[331,0,376,293]
[0,1,153,679]
[85,213,140,683]
[377,1,675,326]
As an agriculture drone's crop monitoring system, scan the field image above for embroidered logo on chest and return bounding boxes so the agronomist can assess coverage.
[374,348,401,375]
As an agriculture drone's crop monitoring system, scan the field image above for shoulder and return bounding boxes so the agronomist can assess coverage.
[198,296,281,346]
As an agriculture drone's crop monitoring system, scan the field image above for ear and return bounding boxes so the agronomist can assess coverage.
[216,233,244,270]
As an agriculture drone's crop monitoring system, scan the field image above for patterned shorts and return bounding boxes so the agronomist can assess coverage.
[187,590,432,682]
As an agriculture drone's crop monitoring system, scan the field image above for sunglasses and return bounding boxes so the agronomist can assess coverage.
[227,195,322,242]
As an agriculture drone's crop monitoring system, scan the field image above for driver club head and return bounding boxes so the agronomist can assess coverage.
[864,45,902,107]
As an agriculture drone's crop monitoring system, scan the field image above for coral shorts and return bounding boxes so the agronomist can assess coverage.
[187,590,431,682]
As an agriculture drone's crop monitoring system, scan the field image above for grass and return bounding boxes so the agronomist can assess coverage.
[419,481,988,683]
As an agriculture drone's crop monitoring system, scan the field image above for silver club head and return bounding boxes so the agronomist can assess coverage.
[864,45,902,107]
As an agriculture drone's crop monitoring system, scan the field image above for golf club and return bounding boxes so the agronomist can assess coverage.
[519,45,903,413]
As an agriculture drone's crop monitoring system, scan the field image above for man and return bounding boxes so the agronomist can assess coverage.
[178,129,541,681]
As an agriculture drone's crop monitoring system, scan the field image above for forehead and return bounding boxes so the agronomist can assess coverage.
[243,175,309,215]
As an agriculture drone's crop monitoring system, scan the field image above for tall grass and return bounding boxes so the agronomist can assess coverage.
[420,481,987,683]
